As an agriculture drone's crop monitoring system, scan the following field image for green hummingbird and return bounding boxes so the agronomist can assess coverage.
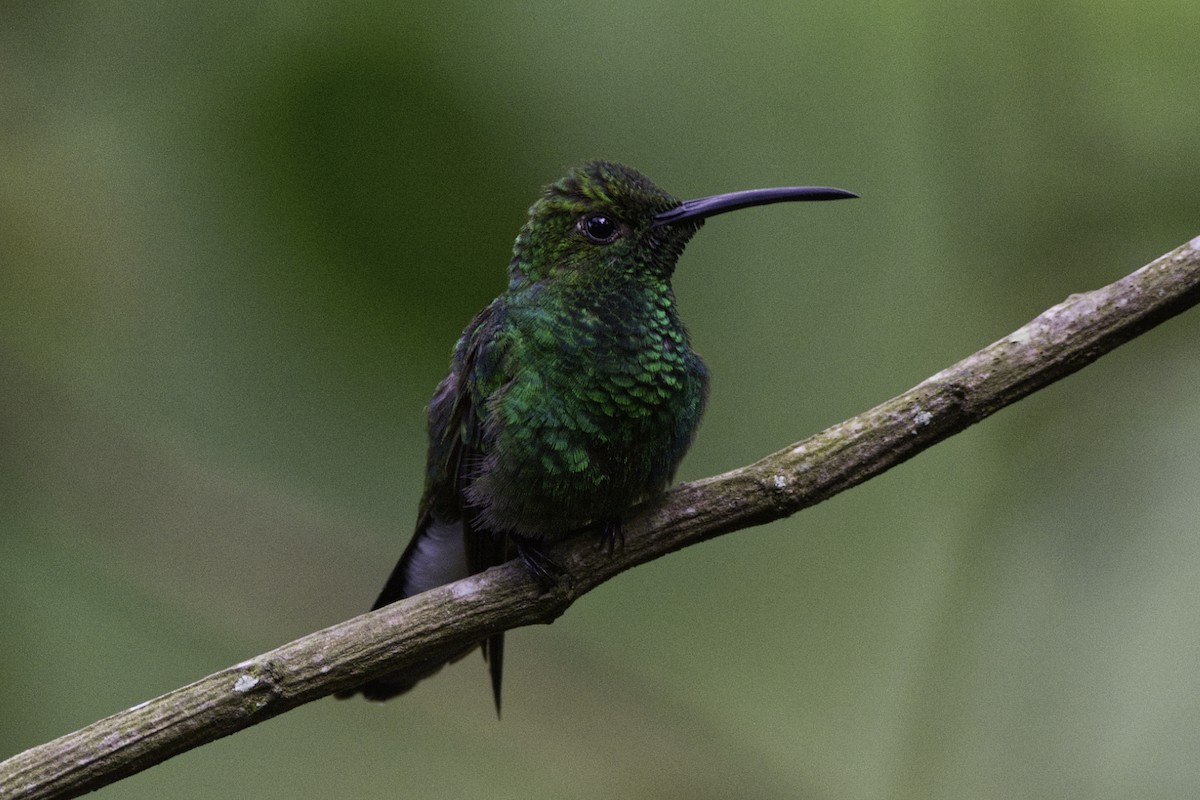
[338,161,855,712]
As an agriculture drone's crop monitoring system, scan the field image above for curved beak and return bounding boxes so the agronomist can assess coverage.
[653,185,858,228]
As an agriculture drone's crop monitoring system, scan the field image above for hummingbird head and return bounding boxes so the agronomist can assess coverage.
[507,160,856,290]
[508,161,684,288]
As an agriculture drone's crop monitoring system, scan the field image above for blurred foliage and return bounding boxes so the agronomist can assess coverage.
[2,1,1199,798]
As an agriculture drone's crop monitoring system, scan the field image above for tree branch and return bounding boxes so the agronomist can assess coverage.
[3,237,1199,800]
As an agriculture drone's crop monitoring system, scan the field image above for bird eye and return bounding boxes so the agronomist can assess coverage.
[579,213,620,244]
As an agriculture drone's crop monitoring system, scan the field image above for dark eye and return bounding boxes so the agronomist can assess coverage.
[579,213,619,244]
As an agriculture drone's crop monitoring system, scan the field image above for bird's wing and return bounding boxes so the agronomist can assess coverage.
[339,299,513,710]
[448,300,517,715]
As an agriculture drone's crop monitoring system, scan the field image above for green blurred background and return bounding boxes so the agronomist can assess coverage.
[3,2,1199,798]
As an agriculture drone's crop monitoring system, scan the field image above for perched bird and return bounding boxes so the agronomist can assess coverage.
[337,161,855,712]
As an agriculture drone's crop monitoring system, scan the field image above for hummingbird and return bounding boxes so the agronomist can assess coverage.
[337,161,855,712]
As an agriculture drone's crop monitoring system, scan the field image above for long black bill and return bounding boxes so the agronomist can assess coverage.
[653,185,857,228]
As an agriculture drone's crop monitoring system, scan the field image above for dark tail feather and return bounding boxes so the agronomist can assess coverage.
[483,633,504,717]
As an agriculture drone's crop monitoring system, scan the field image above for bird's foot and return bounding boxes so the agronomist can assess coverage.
[597,517,625,555]
[513,537,563,592]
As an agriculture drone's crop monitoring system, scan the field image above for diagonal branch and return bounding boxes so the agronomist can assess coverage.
[3,236,1199,800]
